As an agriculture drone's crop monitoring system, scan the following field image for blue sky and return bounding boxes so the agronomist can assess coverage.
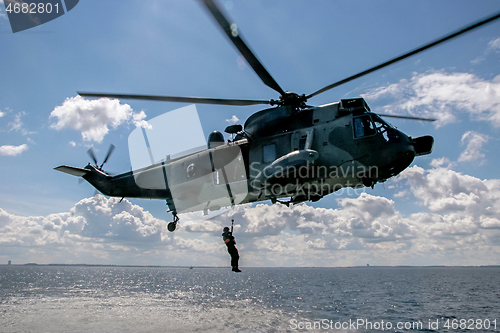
[1,0,500,267]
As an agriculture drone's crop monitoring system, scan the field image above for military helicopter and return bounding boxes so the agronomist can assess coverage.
[55,0,500,232]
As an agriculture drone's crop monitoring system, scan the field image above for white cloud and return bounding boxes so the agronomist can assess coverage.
[6,111,35,135]
[458,131,489,163]
[386,162,500,262]
[472,37,500,63]
[430,157,455,169]
[0,144,28,156]
[74,196,163,241]
[0,107,12,118]
[50,96,147,143]
[7,111,34,135]
[488,38,500,53]
[131,110,151,129]
[398,164,493,215]
[394,190,407,198]
[226,115,239,124]
[8,112,23,131]
[397,162,500,238]
[362,71,500,127]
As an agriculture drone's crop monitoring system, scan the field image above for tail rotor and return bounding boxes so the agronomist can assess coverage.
[87,147,98,166]
[87,144,115,173]
[100,144,115,169]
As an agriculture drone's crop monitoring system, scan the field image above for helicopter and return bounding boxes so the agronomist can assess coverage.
[55,0,500,232]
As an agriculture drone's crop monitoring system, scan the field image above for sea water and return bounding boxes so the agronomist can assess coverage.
[0,266,499,332]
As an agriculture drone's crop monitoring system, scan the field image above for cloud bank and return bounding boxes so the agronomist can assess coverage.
[3,155,500,267]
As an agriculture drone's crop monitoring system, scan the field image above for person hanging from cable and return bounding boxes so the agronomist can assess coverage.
[222,219,241,272]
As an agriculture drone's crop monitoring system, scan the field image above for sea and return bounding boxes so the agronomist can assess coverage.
[0,266,499,333]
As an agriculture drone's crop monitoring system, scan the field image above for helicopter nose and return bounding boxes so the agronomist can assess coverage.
[383,148,415,178]
[396,149,415,173]
[381,132,416,178]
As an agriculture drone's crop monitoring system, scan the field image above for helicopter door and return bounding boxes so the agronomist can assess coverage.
[209,144,248,210]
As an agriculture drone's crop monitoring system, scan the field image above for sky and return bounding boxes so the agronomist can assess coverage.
[1,0,500,267]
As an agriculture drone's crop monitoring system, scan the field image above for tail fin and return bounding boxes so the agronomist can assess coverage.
[55,164,118,197]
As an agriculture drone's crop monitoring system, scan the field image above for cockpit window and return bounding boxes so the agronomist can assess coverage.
[353,114,400,142]
[353,115,376,138]
[371,114,392,130]
[371,114,399,142]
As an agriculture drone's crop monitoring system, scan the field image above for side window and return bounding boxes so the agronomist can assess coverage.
[353,115,376,138]
[262,144,276,163]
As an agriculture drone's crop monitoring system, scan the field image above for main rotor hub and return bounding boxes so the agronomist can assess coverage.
[275,92,307,108]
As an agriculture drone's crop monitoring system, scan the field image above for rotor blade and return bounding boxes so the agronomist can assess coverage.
[307,11,500,100]
[87,148,98,166]
[200,0,286,96]
[100,144,115,169]
[379,114,436,122]
[78,92,272,106]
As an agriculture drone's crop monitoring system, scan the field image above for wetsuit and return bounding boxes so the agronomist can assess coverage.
[222,230,240,272]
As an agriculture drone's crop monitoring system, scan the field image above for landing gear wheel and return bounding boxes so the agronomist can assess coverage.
[167,222,177,232]
[167,214,179,232]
